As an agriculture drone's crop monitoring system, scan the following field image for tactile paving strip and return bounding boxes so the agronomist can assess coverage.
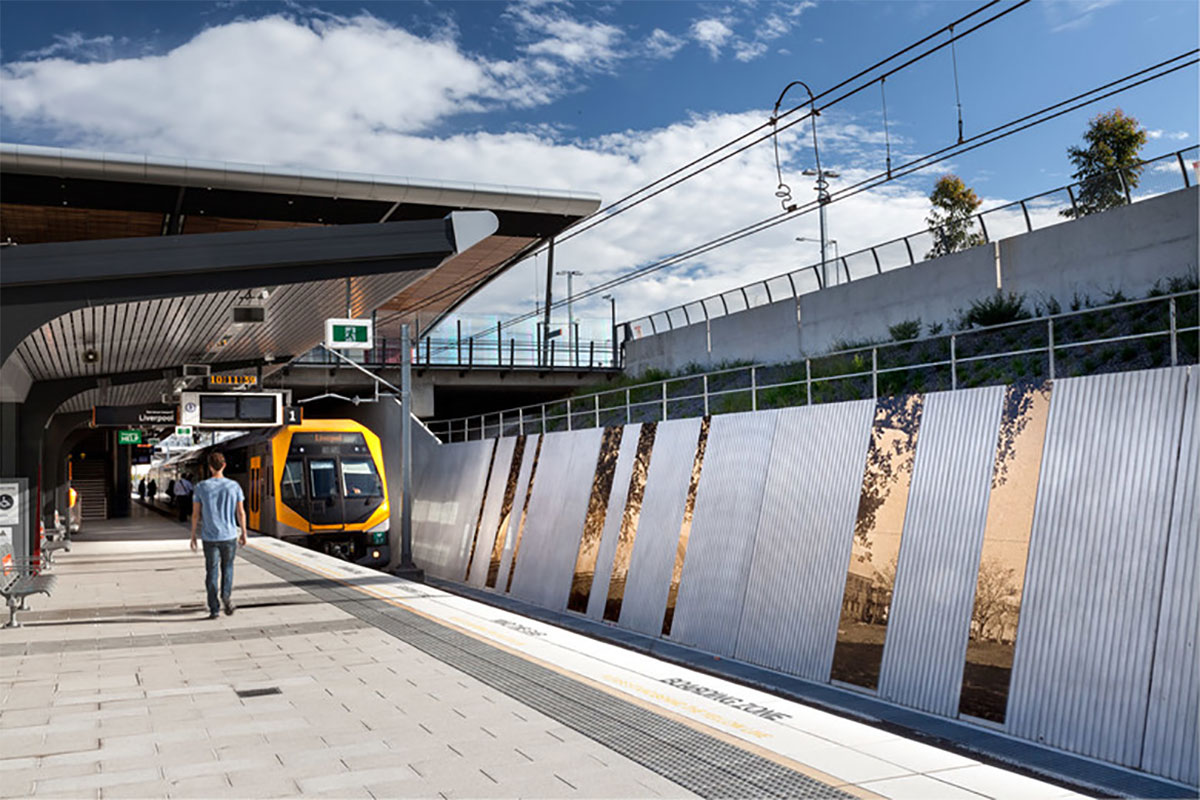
[242,548,857,800]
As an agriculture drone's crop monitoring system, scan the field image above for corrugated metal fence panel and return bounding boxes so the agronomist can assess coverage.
[411,439,494,580]
[734,400,874,680]
[878,386,1004,715]
[508,428,603,610]
[669,411,779,656]
[494,436,540,594]
[586,424,642,620]
[617,418,703,637]
[1007,367,1189,769]
[465,436,516,587]
[1140,366,1199,786]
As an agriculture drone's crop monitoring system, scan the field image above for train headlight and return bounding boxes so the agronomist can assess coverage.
[371,550,381,561]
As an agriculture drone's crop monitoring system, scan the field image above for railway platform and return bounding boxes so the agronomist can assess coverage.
[0,510,1149,799]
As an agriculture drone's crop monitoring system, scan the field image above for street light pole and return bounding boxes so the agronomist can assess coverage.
[602,293,617,367]
[556,269,583,366]
[802,168,840,287]
[796,236,839,285]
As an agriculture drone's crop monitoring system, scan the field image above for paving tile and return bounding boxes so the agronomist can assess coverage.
[33,766,160,794]
[928,765,1084,799]
[163,773,232,798]
[860,773,991,800]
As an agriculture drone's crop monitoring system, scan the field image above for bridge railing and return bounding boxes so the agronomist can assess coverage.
[624,145,1197,339]
[292,330,621,370]
[427,289,1199,442]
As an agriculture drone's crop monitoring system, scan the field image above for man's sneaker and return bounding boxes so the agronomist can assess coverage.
[222,597,235,616]
[206,611,219,620]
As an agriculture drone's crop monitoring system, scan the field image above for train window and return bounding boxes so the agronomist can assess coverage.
[281,460,305,501]
[309,459,339,499]
[341,458,382,497]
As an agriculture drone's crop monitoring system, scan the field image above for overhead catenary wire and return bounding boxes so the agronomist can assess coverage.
[376,0,1031,329]
[950,24,965,143]
[486,52,1198,325]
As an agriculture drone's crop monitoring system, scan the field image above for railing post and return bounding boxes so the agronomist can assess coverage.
[950,334,958,391]
[589,340,594,369]
[1048,318,1056,381]
[661,382,668,421]
[497,321,502,365]
[594,395,600,428]
[903,236,915,265]
[871,348,878,398]
[425,336,431,365]
[977,213,990,243]
[1117,170,1132,205]
[751,367,758,412]
[468,337,474,368]
[1020,200,1033,232]
[703,374,710,416]
[456,319,462,364]
[566,397,572,431]
[625,388,631,425]
[805,358,812,405]
[1178,152,1191,188]
[1066,185,1080,218]
[1170,297,1178,366]
[509,338,515,367]
[549,339,556,368]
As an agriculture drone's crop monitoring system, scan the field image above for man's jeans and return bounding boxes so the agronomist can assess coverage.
[203,540,237,614]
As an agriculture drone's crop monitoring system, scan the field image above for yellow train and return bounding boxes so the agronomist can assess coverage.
[149,419,390,567]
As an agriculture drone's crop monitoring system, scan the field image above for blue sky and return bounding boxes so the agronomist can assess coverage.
[2,0,1196,324]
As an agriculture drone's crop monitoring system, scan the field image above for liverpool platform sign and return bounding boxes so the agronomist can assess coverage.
[325,318,373,350]
[93,405,178,427]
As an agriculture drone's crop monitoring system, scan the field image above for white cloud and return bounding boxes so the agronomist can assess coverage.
[1042,0,1119,33]
[690,18,734,59]
[734,41,769,62]
[21,32,120,61]
[644,28,686,59]
[1146,129,1191,141]
[510,4,624,68]
[0,8,973,330]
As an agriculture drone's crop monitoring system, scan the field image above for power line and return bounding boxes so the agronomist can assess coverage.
[493,53,1197,324]
[376,0,1028,329]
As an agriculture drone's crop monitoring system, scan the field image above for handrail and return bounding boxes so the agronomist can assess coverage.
[429,289,1198,441]
[624,145,1197,338]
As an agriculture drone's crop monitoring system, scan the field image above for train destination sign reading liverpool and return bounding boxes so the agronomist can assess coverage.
[325,318,373,350]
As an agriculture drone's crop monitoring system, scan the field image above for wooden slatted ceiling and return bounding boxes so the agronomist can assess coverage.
[377,234,534,332]
[0,203,322,244]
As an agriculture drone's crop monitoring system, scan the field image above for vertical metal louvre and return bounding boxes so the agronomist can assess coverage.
[410,439,495,580]
[1007,367,1189,769]
[734,400,875,680]
[465,436,516,587]
[507,428,603,609]
[1140,366,1198,786]
[668,411,779,656]
[615,418,703,637]
[585,424,642,620]
[494,436,540,592]
[877,386,1004,715]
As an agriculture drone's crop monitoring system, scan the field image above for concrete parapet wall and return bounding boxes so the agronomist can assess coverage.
[624,187,1199,373]
[409,366,1200,787]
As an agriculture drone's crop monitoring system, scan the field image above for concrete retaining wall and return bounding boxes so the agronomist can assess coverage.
[624,187,1199,374]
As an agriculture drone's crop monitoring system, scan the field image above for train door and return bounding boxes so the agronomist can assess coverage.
[307,458,345,528]
[248,456,262,530]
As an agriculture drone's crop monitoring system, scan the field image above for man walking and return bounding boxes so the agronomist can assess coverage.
[189,452,247,619]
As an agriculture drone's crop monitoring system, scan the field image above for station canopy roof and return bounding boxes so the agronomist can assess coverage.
[0,143,600,413]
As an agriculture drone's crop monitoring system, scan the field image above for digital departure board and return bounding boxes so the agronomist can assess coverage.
[179,392,283,428]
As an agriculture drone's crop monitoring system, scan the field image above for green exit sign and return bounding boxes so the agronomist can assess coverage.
[176,426,192,437]
[325,318,373,350]
[117,430,142,445]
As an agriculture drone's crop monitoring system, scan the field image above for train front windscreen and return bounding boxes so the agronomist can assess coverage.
[280,432,384,526]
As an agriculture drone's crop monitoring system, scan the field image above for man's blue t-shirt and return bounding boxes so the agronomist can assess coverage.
[194,477,244,541]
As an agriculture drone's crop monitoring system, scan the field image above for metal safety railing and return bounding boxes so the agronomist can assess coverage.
[428,289,1199,441]
[625,146,1198,339]
[293,326,621,371]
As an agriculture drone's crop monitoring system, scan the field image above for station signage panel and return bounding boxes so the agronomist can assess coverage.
[325,318,373,350]
[92,405,177,427]
[209,374,257,387]
[117,430,142,445]
[179,391,284,428]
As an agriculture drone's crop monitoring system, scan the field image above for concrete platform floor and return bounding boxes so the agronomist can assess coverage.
[0,509,1093,799]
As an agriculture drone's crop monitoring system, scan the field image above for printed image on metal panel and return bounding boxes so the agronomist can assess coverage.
[958,381,1052,722]
[604,422,658,622]
[486,436,527,588]
[662,416,711,637]
[830,394,924,690]
[567,426,624,613]
[505,434,543,593]
[462,438,500,580]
